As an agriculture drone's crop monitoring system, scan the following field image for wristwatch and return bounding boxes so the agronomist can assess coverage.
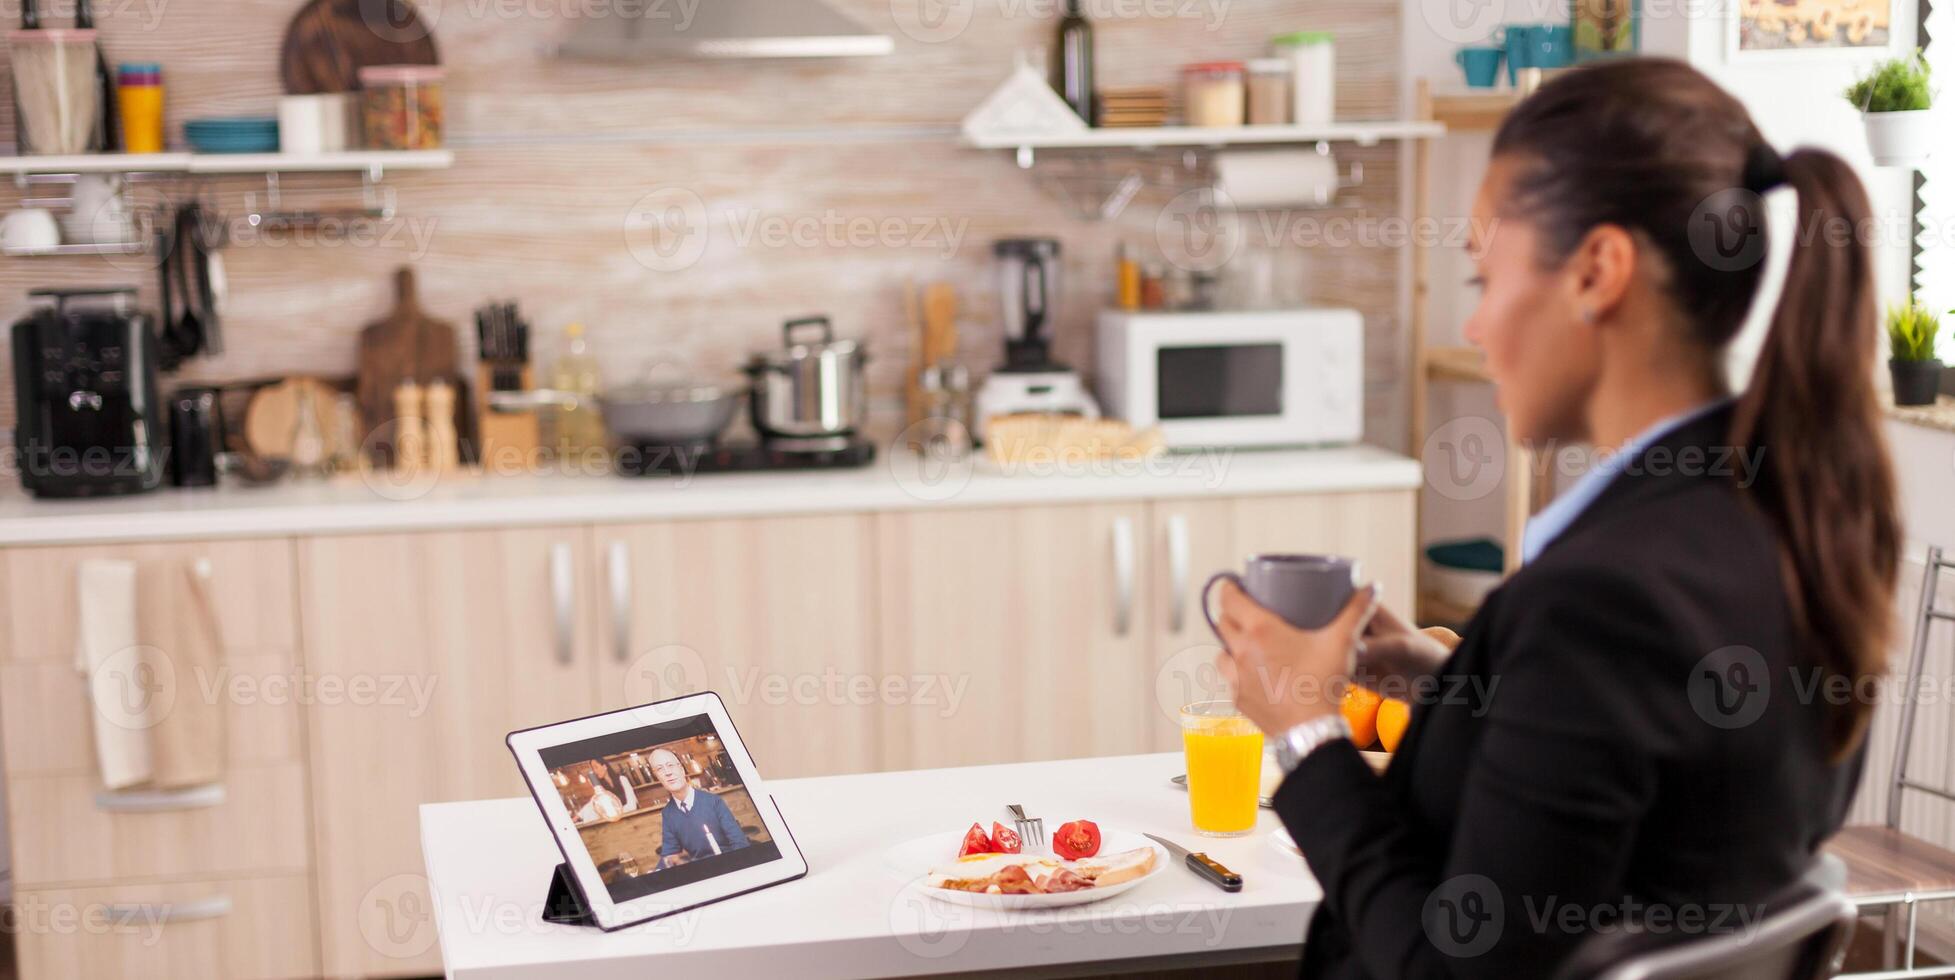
[1272,714,1354,776]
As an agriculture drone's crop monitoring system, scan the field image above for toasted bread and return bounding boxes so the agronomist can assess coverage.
[1070,847,1158,887]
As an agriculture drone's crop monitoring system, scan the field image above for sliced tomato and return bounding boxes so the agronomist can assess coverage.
[990,821,1023,854]
[1052,819,1102,860]
[958,821,995,857]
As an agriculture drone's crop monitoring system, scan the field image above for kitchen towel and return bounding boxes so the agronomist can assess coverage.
[1212,150,1340,209]
[74,559,154,790]
[73,559,230,792]
[144,559,227,789]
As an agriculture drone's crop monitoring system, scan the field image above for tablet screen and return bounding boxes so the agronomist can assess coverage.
[538,713,783,905]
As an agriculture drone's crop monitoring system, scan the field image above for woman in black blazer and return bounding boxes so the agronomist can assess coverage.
[1212,59,1899,978]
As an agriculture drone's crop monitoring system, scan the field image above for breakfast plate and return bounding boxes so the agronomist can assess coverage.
[886,826,1171,910]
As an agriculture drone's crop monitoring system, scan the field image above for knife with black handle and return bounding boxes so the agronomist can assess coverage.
[1143,832,1243,893]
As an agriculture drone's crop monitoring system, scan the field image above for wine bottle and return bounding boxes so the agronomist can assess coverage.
[1053,0,1096,126]
[75,0,118,151]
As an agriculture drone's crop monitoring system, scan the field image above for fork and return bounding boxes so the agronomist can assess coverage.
[1006,804,1045,851]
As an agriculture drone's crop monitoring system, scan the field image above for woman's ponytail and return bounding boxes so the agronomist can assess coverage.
[1730,147,1899,758]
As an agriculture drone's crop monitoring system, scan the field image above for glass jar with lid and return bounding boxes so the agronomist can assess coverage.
[1182,61,1245,128]
[1245,59,1292,125]
[359,64,445,149]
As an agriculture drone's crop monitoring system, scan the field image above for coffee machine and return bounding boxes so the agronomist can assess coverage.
[974,238,1099,441]
[11,287,165,497]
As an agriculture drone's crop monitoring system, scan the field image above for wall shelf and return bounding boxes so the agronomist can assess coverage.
[2,241,150,258]
[0,149,454,179]
[965,120,1445,155]
[1427,92,1524,133]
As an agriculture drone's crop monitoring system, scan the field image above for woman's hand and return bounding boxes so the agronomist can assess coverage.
[1357,603,1460,694]
[1213,580,1377,735]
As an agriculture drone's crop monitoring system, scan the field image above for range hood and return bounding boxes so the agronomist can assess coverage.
[557,0,894,61]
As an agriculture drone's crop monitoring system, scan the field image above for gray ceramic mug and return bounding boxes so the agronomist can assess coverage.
[1203,554,1362,638]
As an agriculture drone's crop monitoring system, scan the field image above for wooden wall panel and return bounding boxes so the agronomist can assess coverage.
[0,0,1408,449]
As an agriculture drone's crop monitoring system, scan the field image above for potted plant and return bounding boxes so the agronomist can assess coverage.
[1887,300,1944,406]
[1846,51,1935,166]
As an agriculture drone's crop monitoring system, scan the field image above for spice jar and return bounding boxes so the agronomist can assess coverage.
[1182,61,1245,128]
[1246,59,1291,126]
[359,64,444,150]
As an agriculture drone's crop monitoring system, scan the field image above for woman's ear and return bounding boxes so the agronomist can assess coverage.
[1565,224,1638,326]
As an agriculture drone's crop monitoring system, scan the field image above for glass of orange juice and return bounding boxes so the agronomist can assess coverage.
[1181,700,1263,836]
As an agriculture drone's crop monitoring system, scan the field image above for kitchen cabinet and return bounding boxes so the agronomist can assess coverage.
[591,514,880,778]
[14,874,318,980]
[877,502,1156,770]
[1144,491,1418,751]
[0,538,317,979]
[300,527,600,978]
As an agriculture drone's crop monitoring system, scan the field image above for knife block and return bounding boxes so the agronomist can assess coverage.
[474,363,541,470]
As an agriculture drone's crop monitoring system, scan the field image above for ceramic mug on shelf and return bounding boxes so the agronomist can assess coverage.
[1,208,62,252]
[1203,553,1363,638]
[1457,47,1505,88]
[278,93,354,154]
[1535,26,1575,68]
[1503,26,1537,86]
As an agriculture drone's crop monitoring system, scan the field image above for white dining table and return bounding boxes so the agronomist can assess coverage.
[420,752,1322,979]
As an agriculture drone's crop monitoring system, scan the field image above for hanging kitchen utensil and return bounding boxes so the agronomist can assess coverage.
[186,200,224,355]
[169,205,206,361]
[155,219,182,371]
[356,266,459,466]
[280,0,440,95]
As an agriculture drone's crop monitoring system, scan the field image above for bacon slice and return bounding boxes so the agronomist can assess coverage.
[990,864,1042,894]
[1036,868,1094,893]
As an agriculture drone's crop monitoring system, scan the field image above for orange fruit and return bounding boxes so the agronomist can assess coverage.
[1377,698,1412,753]
[1340,686,1383,748]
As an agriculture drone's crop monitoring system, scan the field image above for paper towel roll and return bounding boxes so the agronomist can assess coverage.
[1213,150,1340,209]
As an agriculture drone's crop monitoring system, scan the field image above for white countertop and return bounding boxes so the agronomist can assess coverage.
[420,753,1319,979]
[0,445,1420,546]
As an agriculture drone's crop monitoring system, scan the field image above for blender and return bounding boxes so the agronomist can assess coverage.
[975,238,1099,441]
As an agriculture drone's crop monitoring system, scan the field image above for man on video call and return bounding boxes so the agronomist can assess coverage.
[651,747,748,868]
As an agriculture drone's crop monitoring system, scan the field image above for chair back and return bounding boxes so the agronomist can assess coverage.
[1557,855,1855,980]
[1886,545,1955,828]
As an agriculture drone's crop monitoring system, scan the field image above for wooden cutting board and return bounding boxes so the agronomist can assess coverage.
[356,267,458,465]
[244,376,348,462]
[280,0,441,95]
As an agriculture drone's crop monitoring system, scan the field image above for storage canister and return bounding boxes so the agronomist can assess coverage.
[359,64,444,149]
[1272,31,1335,125]
[1182,61,1246,128]
[1246,58,1291,125]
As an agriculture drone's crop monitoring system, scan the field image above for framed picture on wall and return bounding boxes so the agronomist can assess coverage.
[1574,0,1641,59]
[1729,0,1896,59]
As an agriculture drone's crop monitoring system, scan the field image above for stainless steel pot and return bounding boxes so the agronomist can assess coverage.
[745,316,868,446]
[596,361,743,446]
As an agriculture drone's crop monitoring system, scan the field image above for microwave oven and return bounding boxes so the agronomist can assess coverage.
[1095,308,1363,449]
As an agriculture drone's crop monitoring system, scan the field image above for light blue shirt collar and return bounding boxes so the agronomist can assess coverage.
[1520,399,1730,565]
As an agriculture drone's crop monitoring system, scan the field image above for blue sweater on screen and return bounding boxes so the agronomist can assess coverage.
[659,788,749,865]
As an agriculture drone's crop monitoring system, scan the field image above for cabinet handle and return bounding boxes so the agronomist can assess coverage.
[1167,514,1190,633]
[94,783,226,812]
[550,542,575,667]
[607,540,632,664]
[1112,516,1136,637]
[103,894,232,925]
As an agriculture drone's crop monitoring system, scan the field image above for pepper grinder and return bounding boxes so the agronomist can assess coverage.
[424,380,460,473]
[393,381,428,473]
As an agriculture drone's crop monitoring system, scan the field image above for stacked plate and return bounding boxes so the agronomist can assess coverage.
[184,117,280,154]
